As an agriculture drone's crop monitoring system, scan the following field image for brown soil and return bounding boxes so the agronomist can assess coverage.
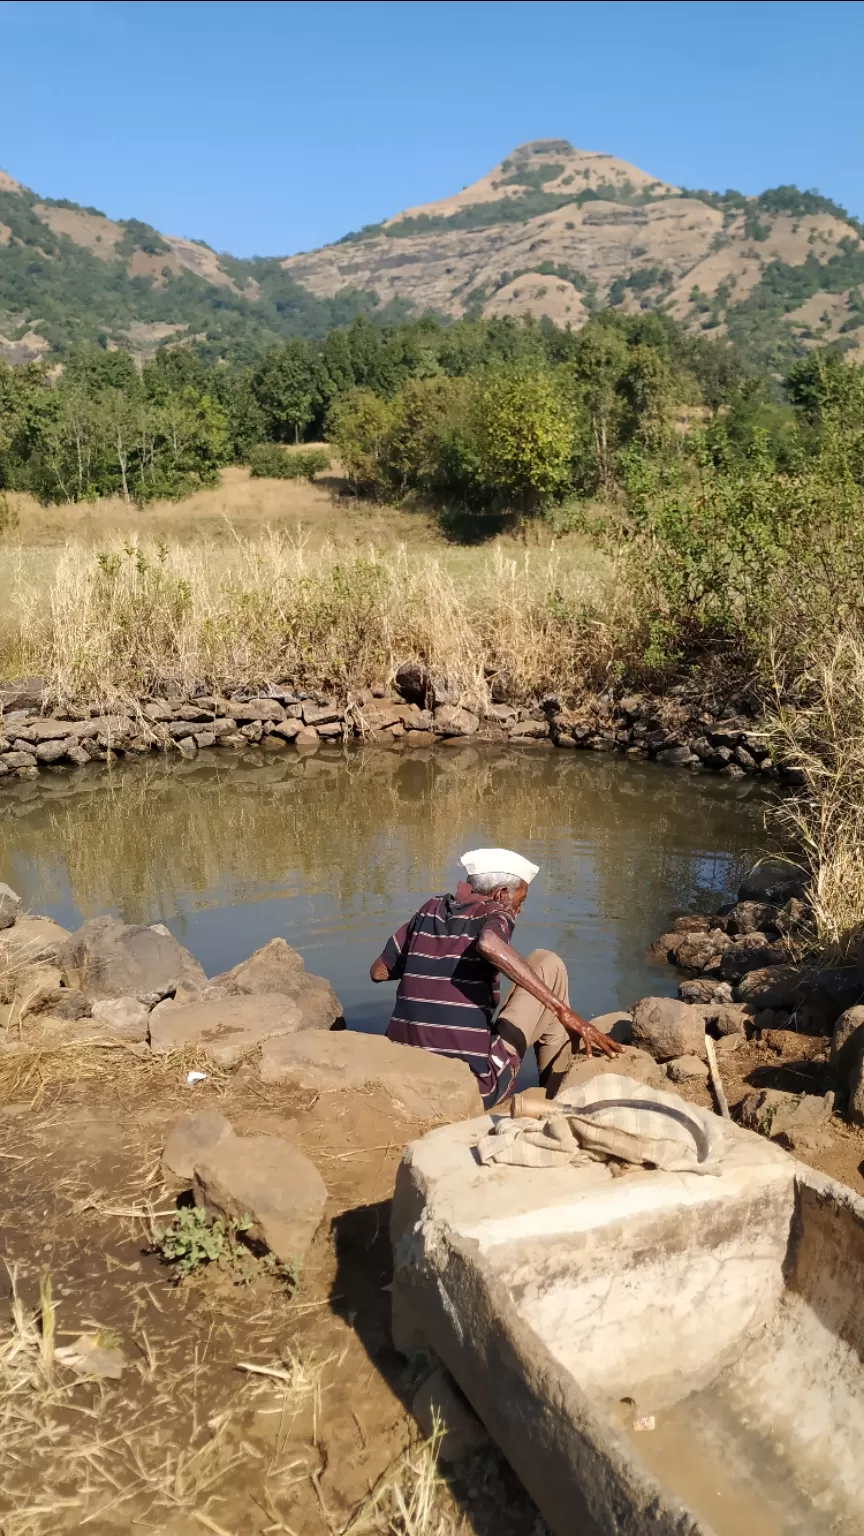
[0,1058,545,1536]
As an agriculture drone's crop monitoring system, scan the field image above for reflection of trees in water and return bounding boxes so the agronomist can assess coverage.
[0,747,769,931]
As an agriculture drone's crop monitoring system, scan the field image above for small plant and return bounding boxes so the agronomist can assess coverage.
[0,495,20,538]
[153,1205,251,1281]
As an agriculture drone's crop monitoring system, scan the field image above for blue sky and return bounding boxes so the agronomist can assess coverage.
[0,0,861,258]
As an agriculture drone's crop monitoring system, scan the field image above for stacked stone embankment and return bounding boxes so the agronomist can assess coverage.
[0,666,792,785]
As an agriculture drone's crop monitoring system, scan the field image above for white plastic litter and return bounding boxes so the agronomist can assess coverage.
[186,1070,208,1085]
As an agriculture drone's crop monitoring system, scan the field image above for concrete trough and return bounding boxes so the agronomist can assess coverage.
[391,1110,864,1535]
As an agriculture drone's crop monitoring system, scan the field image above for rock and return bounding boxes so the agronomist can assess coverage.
[0,962,63,1008]
[413,1367,489,1462]
[0,883,21,931]
[670,931,730,974]
[89,996,150,1041]
[229,699,286,723]
[753,1008,790,1032]
[509,720,548,740]
[678,979,733,1005]
[34,738,72,763]
[211,938,343,1029]
[194,1134,327,1267]
[0,676,49,712]
[59,915,206,1001]
[646,933,677,963]
[738,859,806,905]
[656,745,693,766]
[562,1046,666,1091]
[1,750,37,769]
[272,719,302,741]
[832,1004,864,1079]
[588,1011,633,1044]
[631,997,707,1061]
[0,916,71,971]
[720,935,786,981]
[714,1032,744,1058]
[724,901,781,936]
[301,702,342,727]
[149,993,309,1064]
[740,1087,833,1147]
[666,1055,709,1084]
[671,915,712,934]
[433,705,479,738]
[295,726,319,746]
[709,1004,750,1037]
[259,1031,481,1120]
[162,1110,234,1181]
[736,965,808,1009]
[775,897,811,936]
[394,662,429,707]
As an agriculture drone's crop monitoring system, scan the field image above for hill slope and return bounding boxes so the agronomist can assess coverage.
[2,140,864,370]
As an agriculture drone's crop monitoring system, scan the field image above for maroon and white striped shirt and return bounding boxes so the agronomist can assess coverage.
[383,888,518,1108]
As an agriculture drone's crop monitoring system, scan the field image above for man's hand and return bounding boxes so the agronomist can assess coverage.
[556,1006,623,1060]
[370,956,390,983]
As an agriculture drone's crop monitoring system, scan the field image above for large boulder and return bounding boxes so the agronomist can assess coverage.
[148,993,309,1064]
[669,931,730,975]
[194,1134,327,1267]
[211,938,342,1029]
[59,916,206,1001]
[631,997,707,1061]
[724,901,782,937]
[0,916,71,972]
[833,1006,864,1122]
[0,883,21,931]
[737,859,806,905]
[258,1031,480,1120]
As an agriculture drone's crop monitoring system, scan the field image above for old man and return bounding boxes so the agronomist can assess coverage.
[370,847,621,1109]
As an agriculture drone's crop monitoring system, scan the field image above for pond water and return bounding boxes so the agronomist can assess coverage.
[0,744,771,1038]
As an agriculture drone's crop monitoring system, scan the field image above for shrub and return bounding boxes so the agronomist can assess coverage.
[248,444,331,480]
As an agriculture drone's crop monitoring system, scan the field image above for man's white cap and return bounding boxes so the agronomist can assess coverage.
[460,848,540,885]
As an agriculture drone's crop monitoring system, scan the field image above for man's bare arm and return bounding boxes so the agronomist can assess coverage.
[370,955,390,982]
[477,930,623,1060]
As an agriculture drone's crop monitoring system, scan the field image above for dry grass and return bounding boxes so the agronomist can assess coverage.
[767,633,864,955]
[0,526,619,711]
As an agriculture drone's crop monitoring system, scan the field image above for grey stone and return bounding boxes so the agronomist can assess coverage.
[738,859,806,904]
[295,726,319,746]
[229,698,286,723]
[0,916,71,971]
[394,662,429,706]
[710,1004,750,1037]
[0,962,63,1008]
[1,750,37,769]
[631,996,707,1061]
[162,1110,234,1181]
[736,965,808,1009]
[34,739,70,763]
[0,677,49,712]
[149,992,307,1064]
[195,731,216,750]
[562,1046,666,1091]
[669,930,730,973]
[211,937,343,1029]
[509,719,548,740]
[413,1366,490,1461]
[194,1134,327,1266]
[0,883,20,931]
[271,718,302,741]
[259,1030,480,1120]
[671,915,713,934]
[89,996,150,1040]
[725,901,781,936]
[656,745,693,766]
[24,718,79,743]
[740,1087,833,1146]
[832,1005,864,1082]
[666,1054,710,1084]
[720,935,787,981]
[59,915,206,1001]
[301,702,342,727]
[678,978,733,1005]
[433,705,479,738]
[588,1011,633,1044]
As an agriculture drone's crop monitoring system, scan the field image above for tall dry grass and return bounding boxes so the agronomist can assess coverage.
[0,530,625,710]
[767,633,864,956]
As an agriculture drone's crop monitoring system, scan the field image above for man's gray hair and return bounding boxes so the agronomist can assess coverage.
[467,871,522,895]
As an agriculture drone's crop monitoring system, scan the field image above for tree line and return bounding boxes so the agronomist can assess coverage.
[0,309,859,516]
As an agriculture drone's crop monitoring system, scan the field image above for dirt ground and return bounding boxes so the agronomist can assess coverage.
[3,1019,862,1536]
[0,1052,547,1536]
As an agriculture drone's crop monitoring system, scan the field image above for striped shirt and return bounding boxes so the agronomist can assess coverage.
[383,890,519,1109]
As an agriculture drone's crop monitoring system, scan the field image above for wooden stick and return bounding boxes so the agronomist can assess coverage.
[705,1035,731,1120]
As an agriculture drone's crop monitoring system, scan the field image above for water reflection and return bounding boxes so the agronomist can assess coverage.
[0,745,770,1027]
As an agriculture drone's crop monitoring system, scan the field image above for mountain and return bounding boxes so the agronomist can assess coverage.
[2,140,864,371]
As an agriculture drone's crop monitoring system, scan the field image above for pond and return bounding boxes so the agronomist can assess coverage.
[0,744,771,1037]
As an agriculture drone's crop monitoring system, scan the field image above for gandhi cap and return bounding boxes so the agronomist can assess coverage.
[459,848,540,885]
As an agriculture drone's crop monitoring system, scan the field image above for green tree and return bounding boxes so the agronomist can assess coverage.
[327,388,395,494]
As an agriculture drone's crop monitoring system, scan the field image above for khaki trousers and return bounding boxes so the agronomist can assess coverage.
[495,948,573,1093]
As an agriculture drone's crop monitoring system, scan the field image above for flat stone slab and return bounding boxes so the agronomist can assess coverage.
[259,1030,480,1120]
[391,1110,804,1536]
[149,992,306,1063]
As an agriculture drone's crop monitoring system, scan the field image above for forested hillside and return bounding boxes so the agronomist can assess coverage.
[1,140,863,372]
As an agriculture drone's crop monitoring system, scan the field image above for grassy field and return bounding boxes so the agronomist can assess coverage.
[0,467,616,709]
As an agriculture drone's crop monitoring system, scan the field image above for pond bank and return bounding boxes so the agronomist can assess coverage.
[0,664,788,785]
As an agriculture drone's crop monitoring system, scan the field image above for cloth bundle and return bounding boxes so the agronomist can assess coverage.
[477,1073,726,1176]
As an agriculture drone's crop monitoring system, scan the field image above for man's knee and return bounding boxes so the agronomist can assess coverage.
[524,948,568,996]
